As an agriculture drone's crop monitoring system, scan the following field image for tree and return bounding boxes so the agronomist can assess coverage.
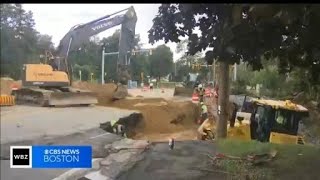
[68,29,147,83]
[130,54,150,83]
[37,34,54,53]
[149,4,320,138]
[1,4,39,79]
[149,45,174,78]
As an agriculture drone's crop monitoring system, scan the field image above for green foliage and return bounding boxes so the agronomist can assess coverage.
[68,29,152,83]
[130,54,150,83]
[148,4,320,82]
[232,58,319,100]
[216,139,320,180]
[73,64,95,81]
[0,4,57,79]
[149,44,174,78]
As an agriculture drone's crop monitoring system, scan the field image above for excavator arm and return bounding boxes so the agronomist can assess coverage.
[53,6,137,87]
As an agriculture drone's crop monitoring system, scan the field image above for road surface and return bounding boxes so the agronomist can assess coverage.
[0,105,138,180]
[0,105,137,144]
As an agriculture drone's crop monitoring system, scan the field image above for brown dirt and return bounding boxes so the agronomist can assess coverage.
[104,98,200,141]
[72,81,119,105]
[0,77,22,95]
[72,81,200,141]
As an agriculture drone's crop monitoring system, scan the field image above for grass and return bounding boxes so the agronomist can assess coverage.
[215,139,320,180]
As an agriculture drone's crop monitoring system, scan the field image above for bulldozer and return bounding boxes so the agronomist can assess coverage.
[227,98,309,145]
[12,7,137,106]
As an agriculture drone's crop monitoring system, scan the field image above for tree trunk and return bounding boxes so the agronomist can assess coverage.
[216,61,230,138]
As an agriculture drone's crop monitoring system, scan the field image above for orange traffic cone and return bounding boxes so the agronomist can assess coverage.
[11,84,19,91]
[192,93,199,103]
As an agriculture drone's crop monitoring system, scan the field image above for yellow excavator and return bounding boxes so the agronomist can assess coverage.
[227,98,309,145]
[12,7,137,106]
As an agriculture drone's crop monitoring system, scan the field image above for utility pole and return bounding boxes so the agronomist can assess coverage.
[213,59,216,85]
[101,47,105,84]
[233,63,237,81]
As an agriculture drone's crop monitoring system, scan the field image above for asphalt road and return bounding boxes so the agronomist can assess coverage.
[1,128,123,180]
[0,105,138,180]
[0,105,137,144]
[117,141,225,180]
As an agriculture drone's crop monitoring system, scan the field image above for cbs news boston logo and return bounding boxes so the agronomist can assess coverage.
[10,145,92,168]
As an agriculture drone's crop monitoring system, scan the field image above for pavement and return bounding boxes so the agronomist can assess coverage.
[0,105,137,144]
[0,105,139,180]
[117,140,224,180]
[0,92,222,180]
[60,140,224,180]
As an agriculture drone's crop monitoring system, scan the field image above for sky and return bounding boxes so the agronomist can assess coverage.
[22,4,184,61]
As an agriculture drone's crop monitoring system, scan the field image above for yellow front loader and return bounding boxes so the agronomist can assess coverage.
[227,98,309,145]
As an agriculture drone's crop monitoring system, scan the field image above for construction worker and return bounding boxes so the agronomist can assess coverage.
[197,118,215,140]
[103,119,127,137]
[199,102,208,124]
[150,82,154,91]
[198,84,205,103]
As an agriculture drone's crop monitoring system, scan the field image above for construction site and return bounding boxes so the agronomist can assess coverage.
[1,78,203,142]
[1,4,320,180]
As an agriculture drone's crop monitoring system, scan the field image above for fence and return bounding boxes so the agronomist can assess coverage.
[128,80,138,89]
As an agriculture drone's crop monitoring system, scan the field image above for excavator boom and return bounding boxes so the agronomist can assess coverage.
[14,7,137,106]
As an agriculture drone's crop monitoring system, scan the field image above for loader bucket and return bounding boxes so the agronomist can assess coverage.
[48,91,98,106]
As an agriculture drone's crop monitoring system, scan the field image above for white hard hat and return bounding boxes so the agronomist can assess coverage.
[198,84,203,88]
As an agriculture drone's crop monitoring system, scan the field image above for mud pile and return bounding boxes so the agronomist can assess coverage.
[0,77,22,95]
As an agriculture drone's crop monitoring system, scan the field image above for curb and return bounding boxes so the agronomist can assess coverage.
[52,158,102,180]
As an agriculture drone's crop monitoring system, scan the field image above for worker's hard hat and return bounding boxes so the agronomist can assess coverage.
[198,84,203,88]
[200,102,204,105]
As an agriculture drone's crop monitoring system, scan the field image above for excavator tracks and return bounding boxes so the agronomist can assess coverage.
[12,87,98,107]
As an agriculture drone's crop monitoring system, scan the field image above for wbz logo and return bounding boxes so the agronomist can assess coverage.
[10,146,32,168]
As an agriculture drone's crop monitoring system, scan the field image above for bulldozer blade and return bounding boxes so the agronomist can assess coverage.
[48,92,98,106]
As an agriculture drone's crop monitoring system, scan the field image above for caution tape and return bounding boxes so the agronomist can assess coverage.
[0,95,15,106]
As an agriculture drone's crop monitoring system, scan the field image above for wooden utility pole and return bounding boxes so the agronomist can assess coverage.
[216,61,230,138]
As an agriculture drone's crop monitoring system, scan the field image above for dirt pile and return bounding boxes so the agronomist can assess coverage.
[0,77,22,95]
[72,81,201,141]
[101,98,200,141]
[72,81,118,105]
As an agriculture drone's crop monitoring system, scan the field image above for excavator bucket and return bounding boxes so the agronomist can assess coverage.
[112,84,128,100]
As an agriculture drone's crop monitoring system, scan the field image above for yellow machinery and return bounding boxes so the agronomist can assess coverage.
[12,64,97,106]
[227,98,309,145]
[12,7,137,106]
